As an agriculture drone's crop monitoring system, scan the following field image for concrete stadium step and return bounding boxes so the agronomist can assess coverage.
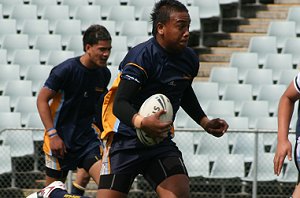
[198,62,229,78]
[275,0,300,3]
[254,10,288,18]
[216,39,250,48]
[199,54,231,62]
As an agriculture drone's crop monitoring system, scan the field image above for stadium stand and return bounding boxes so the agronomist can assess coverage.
[1,0,300,197]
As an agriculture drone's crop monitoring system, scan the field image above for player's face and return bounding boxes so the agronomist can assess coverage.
[158,11,190,52]
[86,40,112,68]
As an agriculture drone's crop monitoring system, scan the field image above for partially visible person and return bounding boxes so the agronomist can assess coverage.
[274,72,300,198]
[97,0,228,197]
[36,24,112,197]
[27,181,90,198]
[71,168,91,195]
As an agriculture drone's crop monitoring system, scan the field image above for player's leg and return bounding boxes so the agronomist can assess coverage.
[44,154,68,186]
[97,174,135,198]
[72,168,91,195]
[144,156,190,198]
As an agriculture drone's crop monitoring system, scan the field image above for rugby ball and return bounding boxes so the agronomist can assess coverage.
[136,94,173,146]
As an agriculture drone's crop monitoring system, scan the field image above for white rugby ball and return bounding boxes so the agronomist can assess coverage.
[136,94,173,146]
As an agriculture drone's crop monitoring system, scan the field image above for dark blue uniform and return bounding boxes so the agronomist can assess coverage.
[100,38,199,192]
[43,56,110,171]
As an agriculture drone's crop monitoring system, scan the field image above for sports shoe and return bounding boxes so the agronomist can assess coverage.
[26,181,66,198]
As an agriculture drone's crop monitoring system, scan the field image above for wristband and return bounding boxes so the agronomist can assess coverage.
[47,128,57,136]
[132,114,143,129]
[49,132,58,138]
[47,127,55,132]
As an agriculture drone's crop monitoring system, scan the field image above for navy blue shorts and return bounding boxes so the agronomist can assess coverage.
[99,134,188,193]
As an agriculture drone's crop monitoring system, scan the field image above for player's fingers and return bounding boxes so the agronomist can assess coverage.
[287,148,292,161]
[155,109,167,117]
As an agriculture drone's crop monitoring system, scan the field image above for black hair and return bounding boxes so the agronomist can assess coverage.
[82,24,111,52]
[150,0,188,36]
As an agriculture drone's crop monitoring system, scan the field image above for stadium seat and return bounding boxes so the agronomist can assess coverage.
[231,132,265,163]
[3,80,33,108]
[110,36,128,53]
[46,50,75,66]
[107,66,119,89]
[0,5,2,19]
[41,5,70,32]
[14,96,38,126]
[0,19,17,47]
[193,0,221,43]
[11,49,41,77]
[263,53,293,82]
[61,0,90,18]
[248,36,278,66]
[209,67,239,96]
[0,64,20,92]
[65,35,84,56]
[173,131,195,156]
[27,113,44,129]
[0,145,12,175]
[2,130,34,158]
[192,81,219,103]
[222,84,253,113]
[223,116,249,145]
[287,6,300,35]
[0,49,7,64]
[73,5,101,31]
[138,6,154,34]
[282,37,300,66]
[0,0,24,17]
[24,65,53,93]
[131,36,152,48]
[238,100,269,128]
[107,6,136,33]
[53,19,82,46]
[30,0,58,17]
[187,6,201,32]
[256,84,286,115]
[243,68,273,96]
[21,19,50,47]
[10,5,38,31]
[209,154,245,178]
[255,116,278,147]
[184,154,210,178]
[267,21,296,50]
[243,153,282,181]
[127,0,156,19]
[2,34,29,62]
[34,34,62,63]
[108,50,128,66]
[277,159,298,183]
[277,69,298,86]
[119,20,149,48]
[0,96,11,113]
[97,20,117,36]
[94,0,120,19]
[196,133,230,162]
[0,112,22,131]
[206,100,235,117]
[229,52,259,82]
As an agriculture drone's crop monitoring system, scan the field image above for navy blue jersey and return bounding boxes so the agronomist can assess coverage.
[44,57,110,152]
[117,37,199,136]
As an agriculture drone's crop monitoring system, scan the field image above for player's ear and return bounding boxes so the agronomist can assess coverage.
[157,22,164,35]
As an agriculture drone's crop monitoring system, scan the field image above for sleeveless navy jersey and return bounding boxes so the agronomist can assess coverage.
[44,56,111,152]
[117,37,199,136]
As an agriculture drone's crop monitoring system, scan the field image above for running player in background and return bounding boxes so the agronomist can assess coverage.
[274,72,300,197]
[97,0,228,197]
[30,24,112,198]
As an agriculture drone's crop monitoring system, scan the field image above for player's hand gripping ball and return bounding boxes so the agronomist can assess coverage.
[136,94,173,146]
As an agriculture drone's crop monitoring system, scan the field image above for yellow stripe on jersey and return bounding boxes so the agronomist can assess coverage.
[101,73,121,140]
[43,92,63,155]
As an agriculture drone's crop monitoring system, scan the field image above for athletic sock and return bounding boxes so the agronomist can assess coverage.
[71,182,85,196]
